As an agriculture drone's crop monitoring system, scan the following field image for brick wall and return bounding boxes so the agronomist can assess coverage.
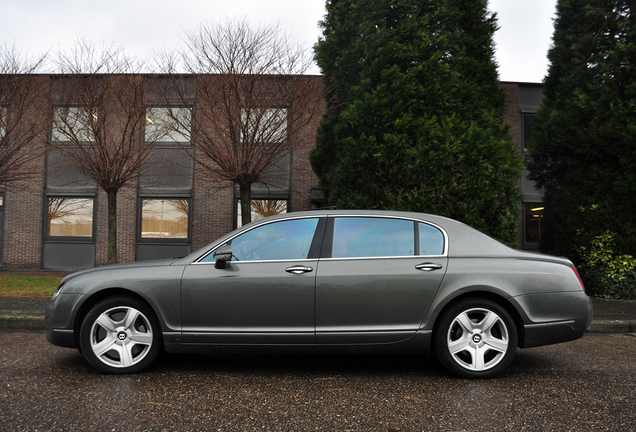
[2,76,49,270]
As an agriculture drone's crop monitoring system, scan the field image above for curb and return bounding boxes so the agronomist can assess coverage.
[0,317,48,330]
[589,320,636,334]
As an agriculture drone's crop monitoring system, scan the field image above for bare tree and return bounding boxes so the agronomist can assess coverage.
[50,39,158,264]
[156,18,323,226]
[0,43,48,184]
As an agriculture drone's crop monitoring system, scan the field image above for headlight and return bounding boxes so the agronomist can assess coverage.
[51,281,66,299]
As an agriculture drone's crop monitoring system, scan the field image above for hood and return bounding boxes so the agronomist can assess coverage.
[59,258,178,286]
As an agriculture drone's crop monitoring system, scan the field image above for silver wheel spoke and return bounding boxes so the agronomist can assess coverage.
[129,330,153,345]
[473,345,486,370]
[449,335,471,355]
[483,334,508,353]
[92,336,116,357]
[123,308,140,331]
[456,312,475,333]
[480,312,499,333]
[95,314,117,332]
[117,343,135,367]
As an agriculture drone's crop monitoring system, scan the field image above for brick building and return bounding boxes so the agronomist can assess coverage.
[0,76,542,270]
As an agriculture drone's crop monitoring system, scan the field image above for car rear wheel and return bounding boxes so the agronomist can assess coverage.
[434,298,517,379]
[79,296,162,374]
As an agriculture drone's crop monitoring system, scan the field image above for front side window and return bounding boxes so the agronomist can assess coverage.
[332,217,415,258]
[203,218,319,263]
[236,199,287,228]
[145,107,191,143]
[47,197,93,237]
[141,199,189,239]
[52,107,94,142]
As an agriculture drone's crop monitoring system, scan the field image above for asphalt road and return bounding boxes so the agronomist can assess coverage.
[1,331,635,432]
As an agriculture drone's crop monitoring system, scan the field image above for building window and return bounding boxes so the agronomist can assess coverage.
[47,197,94,237]
[241,108,287,143]
[524,203,544,245]
[522,113,535,150]
[236,199,287,228]
[145,107,191,143]
[0,107,6,140]
[141,198,189,239]
[52,107,94,142]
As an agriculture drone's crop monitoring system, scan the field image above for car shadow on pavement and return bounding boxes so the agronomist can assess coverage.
[148,351,448,377]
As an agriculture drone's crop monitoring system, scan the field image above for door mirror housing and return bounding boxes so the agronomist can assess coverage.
[213,245,233,269]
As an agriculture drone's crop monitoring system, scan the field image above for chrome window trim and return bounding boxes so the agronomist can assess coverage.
[192,213,449,264]
[320,255,446,262]
[192,258,319,266]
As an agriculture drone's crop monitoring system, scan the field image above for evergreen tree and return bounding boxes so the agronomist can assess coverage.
[311,0,522,245]
[527,0,636,258]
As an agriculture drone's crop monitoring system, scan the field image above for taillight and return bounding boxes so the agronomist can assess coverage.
[571,265,585,291]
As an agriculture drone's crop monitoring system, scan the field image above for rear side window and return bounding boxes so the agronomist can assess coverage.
[419,222,444,255]
[332,217,414,258]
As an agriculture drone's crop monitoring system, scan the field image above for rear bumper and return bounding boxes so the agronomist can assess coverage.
[519,292,593,348]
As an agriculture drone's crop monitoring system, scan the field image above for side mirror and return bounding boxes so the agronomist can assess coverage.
[213,245,233,269]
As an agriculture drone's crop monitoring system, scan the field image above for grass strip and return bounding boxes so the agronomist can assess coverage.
[0,276,62,297]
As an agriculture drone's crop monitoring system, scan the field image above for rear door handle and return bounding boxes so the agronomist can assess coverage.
[415,263,443,272]
[285,265,314,274]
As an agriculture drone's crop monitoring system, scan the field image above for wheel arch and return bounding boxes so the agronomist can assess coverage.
[431,290,526,348]
[73,288,161,349]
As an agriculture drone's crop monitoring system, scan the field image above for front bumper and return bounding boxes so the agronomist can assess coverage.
[45,293,85,349]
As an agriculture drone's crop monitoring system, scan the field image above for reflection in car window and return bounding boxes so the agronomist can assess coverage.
[419,223,444,255]
[332,217,414,258]
[202,218,319,262]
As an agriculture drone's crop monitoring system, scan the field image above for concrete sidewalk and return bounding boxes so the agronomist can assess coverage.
[1,295,634,333]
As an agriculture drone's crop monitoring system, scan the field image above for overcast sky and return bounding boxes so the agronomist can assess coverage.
[0,0,556,83]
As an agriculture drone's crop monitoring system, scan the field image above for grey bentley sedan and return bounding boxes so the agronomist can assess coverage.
[46,210,592,378]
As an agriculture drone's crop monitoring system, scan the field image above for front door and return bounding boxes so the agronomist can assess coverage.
[181,217,322,344]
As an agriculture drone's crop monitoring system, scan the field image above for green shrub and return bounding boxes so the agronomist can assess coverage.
[582,267,636,300]
[578,232,636,299]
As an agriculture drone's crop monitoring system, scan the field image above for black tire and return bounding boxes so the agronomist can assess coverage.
[433,298,518,379]
[79,296,163,374]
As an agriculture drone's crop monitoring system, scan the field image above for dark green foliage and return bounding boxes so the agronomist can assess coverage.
[527,1,636,259]
[311,0,522,245]
[582,267,636,300]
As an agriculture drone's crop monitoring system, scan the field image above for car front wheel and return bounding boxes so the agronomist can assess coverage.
[434,298,518,379]
[79,296,162,374]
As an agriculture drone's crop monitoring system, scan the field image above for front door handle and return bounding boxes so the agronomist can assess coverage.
[415,263,443,272]
[285,265,314,274]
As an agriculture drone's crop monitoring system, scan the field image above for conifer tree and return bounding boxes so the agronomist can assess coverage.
[311,0,522,244]
[527,0,636,257]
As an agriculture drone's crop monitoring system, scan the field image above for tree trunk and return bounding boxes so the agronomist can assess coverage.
[239,183,252,227]
[107,189,118,264]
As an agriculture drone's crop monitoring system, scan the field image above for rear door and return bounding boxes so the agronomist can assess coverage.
[315,216,447,344]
